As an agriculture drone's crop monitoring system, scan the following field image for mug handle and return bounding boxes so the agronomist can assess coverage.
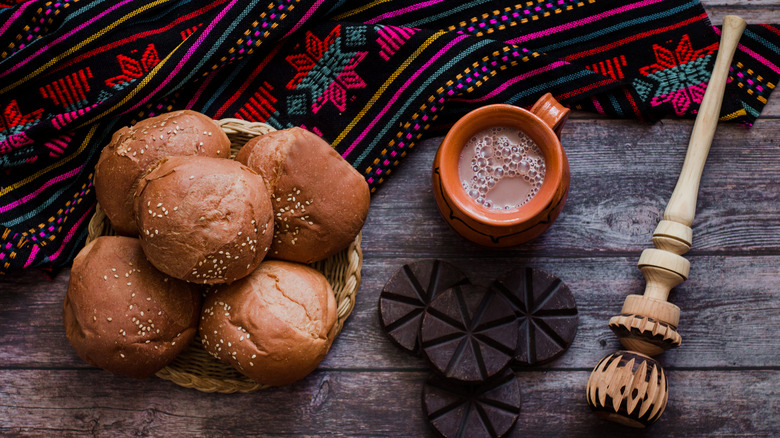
[530,93,569,140]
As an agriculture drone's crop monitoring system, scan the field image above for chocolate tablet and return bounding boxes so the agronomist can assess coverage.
[491,267,578,366]
[420,284,518,383]
[379,260,469,353]
[423,369,521,438]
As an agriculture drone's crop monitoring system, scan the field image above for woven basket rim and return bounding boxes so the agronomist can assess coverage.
[84,118,362,393]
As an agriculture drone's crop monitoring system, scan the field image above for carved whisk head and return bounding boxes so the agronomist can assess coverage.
[586,351,668,428]
[608,293,682,356]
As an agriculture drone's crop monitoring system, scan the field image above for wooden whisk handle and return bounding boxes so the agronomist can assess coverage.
[655,15,747,254]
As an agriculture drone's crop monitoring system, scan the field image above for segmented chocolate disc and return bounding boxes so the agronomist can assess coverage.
[379,260,469,353]
[423,369,521,438]
[420,284,518,383]
[491,267,578,366]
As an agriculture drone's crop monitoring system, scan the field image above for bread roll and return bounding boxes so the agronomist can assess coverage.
[133,156,274,284]
[63,236,202,379]
[235,127,369,263]
[95,110,230,235]
[199,260,338,386]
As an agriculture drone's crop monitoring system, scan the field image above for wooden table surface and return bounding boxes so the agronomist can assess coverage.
[3,5,780,437]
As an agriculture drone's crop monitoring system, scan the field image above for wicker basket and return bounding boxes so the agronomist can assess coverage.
[84,118,362,393]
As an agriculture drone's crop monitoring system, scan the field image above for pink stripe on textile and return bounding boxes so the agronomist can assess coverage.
[48,206,93,261]
[185,70,218,109]
[506,0,665,44]
[124,0,239,113]
[0,165,83,214]
[343,34,469,158]
[379,28,402,50]
[591,96,605,114]
[0,0,35,37]
[23,244,39,268]
[450,60,568,103]
[713,26,780,74]
[735,44,780,73]
[365,0,447,25]
[283,0,325,38]
[0,0,135,79]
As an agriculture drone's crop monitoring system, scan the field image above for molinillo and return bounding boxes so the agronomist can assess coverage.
[585,15,746,428]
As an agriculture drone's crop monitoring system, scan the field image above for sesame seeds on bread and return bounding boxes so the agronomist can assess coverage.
[94,110,230,236]
[236,127,369,264]
[199,260,338,386]
[133,156,274,284]
[63,236,202,379]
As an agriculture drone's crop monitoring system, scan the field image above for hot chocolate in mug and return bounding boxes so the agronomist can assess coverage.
[432,93,570,247]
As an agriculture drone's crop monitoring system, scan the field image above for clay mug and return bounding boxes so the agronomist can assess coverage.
[432,93,570,247]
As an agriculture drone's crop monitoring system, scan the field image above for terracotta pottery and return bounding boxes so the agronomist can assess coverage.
[432,93,570,247]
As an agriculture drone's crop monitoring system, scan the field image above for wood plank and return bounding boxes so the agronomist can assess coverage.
[370,119,780,256]
[703,1,780,6]
[2,254,779,370]
[0,369,777,436]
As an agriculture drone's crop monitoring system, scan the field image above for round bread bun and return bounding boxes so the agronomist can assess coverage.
[63,236,202,379]
[199,260,338,386]
[94,110,230,236]
[133,156,274,284]
[235,127,369,264]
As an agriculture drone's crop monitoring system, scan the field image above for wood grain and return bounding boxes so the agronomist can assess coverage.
[0,369,777,437]
[2,2,779,435]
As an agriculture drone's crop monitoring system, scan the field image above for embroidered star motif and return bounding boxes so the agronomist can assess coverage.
[285,26,340,90]
[633,34,720,116]
[313,50,367,113]
[286,25,368,114]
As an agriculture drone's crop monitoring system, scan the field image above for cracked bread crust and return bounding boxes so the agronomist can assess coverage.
[63,236,202,379]
[236,127,369,264]
[133,156,274,284]
[199,260,337,386]
[94,110,230,236]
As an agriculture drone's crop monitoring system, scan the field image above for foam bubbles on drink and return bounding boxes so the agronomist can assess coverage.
[458,127,545,210]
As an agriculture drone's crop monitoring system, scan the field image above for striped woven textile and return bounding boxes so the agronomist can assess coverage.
[0,0,778,274]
